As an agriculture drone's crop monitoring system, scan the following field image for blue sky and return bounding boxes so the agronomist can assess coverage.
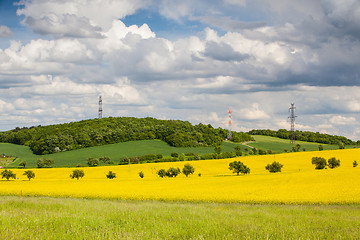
[0,0,360,140]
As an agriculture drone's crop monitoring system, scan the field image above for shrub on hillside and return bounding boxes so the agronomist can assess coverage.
[87,157,99,167]
[19,161,27,168]
[265,161,283,173]
[171,152,179,158]
[119,156,130,165]
[99,156,110,163]
[37,158,54,168]
[311,157,327,169]
[327,157,340,169]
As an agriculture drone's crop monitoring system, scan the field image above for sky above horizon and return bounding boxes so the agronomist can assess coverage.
[0,0,360,140]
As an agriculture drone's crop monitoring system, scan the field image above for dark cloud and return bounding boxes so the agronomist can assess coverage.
[24,14,103,38]
[203,41,249,62]
[195,16,266,32]
[0,25,12,37]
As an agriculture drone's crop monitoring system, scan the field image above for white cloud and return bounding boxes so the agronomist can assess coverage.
[329,115,356,125]
[17,0,148,37]
[237,103,270,120]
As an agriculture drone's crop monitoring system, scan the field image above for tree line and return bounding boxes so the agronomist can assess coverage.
[0,117,254,155]
[248,129,356,145]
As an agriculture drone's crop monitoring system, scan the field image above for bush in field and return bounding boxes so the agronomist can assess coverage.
[312,157,327,169]
[318,145,324,151]
[258,149,267,155]
[119,156,130,165]
[1,169,16,180]
[37,158,54,168]
[23,170,35,181]
[328,157,340,169]
[70,169,84,180]
[19,161,26,168]
[87,157,99,167]
[214,146,222,154]
[182,163,195,177]
[171,152,179,158]
[99,156,110,163]
[139,171,144,178]
[166,167,181,177]
[157,169,166,178]
[265,161,283,173]
[229,161,250,175]
[353,161,358,168]
[106,171,116,179]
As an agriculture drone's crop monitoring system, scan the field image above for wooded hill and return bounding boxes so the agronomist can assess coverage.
[0,117,254,155]
[248,129,356,145]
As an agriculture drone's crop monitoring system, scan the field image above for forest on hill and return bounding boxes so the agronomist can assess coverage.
[0,117,253,155]
[248,129,356,146]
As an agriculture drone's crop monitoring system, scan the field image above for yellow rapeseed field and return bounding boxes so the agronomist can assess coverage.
[1,149,360,204]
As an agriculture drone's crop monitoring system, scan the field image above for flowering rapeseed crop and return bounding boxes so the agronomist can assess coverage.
[1,149,360,204]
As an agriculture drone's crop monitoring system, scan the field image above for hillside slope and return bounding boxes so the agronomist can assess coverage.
[0,117,253,155]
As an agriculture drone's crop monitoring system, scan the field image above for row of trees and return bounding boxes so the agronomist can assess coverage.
[311,157,341,169]
[249,129,355,145]
[228,161,283,175]
[157,164,195,178]
[1,169,35,181]
[0,117,254,155]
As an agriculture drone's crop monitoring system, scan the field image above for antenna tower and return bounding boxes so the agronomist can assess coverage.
[288,103,297,144]
[227,109,232,140]
[98,95,103,119]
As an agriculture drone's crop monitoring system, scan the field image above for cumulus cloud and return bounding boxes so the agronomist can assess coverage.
[16,0,148,37]
[237,103,270,121]
[0,0,359,140]
[329,115,356,125]
[0,25,12,37]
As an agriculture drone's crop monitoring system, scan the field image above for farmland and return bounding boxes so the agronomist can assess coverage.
[1,149,360,204]
[2,146,360,239]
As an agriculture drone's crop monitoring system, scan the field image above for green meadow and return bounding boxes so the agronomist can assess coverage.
[248,135,341,153]
[1,196,359,239]
[1,140,246,168]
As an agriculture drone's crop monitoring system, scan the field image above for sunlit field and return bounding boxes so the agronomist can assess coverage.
[1,149,360,204]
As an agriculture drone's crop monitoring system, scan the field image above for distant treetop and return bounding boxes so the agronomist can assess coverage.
[248,129,355,145]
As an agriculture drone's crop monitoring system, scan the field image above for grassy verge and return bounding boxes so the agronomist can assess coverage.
[1,196,359,239]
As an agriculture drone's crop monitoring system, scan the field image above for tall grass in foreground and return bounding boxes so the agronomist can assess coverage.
[1,196,360,239]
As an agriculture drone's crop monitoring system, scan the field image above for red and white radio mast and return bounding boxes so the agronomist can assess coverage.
[227,109,232,140]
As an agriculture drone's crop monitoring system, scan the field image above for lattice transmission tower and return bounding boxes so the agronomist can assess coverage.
[98,95,103,119]
[288,103,297,144]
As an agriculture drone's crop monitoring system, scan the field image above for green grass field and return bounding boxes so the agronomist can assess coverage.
[1,140,247,168]
[1,196,359,239]
[248,135,342,153]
